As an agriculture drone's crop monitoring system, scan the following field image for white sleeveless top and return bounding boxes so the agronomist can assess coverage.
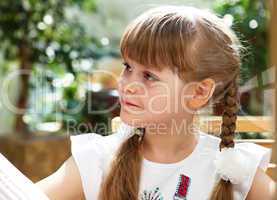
[70,122,272,200]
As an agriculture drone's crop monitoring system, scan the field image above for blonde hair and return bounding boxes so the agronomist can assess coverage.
[98,5,243,200]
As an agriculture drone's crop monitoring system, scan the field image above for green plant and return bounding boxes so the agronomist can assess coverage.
[213,0,270,86]
[0,0,108,135]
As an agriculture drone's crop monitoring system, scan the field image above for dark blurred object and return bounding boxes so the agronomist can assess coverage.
[84,89,120,136]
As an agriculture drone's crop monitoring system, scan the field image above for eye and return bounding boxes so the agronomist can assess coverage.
[122,62,132,72]
[122,62,158,81]
[144,73,157,81]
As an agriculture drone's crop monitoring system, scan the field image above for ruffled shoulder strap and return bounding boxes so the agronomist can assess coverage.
[233,142,272,200]
[70,120,136,200]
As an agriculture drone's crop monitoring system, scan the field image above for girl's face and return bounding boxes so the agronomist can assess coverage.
[117,58,193,128]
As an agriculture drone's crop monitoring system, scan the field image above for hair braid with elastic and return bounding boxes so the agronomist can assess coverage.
[209,76,239,200]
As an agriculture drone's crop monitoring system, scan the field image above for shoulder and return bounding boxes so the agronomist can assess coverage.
[198,132,271,172]
[245,167,275,200]
[70,131,118,160]
[234,142,273,200]
[70,121,135,163]
[235,142,272,171]
[229,142,272,199]
[199,131,221,145]
[197,131,221,153]
[69,132,112,200]
[198,132,273,200]
[69,121,135,199]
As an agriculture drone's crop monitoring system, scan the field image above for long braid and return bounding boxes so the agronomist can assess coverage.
[209,76,239,200]
[98,128,144,200]
[219,78,239,151]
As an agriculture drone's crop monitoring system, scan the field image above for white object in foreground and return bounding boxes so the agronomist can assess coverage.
[0,153,49,200]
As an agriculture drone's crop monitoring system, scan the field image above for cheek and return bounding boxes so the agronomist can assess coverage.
[117,75,125,92]
[146,83,186,114]
[145,90,175,113]
[147,96,167,111]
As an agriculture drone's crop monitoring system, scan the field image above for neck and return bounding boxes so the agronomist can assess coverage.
[141,116,198,161]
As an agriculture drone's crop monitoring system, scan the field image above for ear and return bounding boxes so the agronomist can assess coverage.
[187,78,216,110]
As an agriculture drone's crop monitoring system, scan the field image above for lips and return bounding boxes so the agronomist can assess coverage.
[120,98,140,108]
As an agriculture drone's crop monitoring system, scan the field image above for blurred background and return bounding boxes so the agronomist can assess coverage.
[0,0,276,182]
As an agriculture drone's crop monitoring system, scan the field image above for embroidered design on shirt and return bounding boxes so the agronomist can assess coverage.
[140,186,164,200]
[173,174,191,200]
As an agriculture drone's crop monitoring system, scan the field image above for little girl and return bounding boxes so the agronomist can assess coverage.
[37,5,275,200]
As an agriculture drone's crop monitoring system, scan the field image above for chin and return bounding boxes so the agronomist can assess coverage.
[119,110,146,128]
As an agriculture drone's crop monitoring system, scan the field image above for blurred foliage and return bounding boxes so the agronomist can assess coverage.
[0,0,108,72]
[236,132,268,139]
[0,0,117,135]
[213,0,270,87]
[213,0,271,138]
[0,0,271,136]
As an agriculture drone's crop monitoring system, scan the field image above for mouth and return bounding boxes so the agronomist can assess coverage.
[120,98,140,108]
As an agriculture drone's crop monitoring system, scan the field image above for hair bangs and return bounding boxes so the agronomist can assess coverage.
[120,14,191,73]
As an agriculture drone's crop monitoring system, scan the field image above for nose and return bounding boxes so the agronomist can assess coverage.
[117,75,142,95]
[124,81,141,94]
